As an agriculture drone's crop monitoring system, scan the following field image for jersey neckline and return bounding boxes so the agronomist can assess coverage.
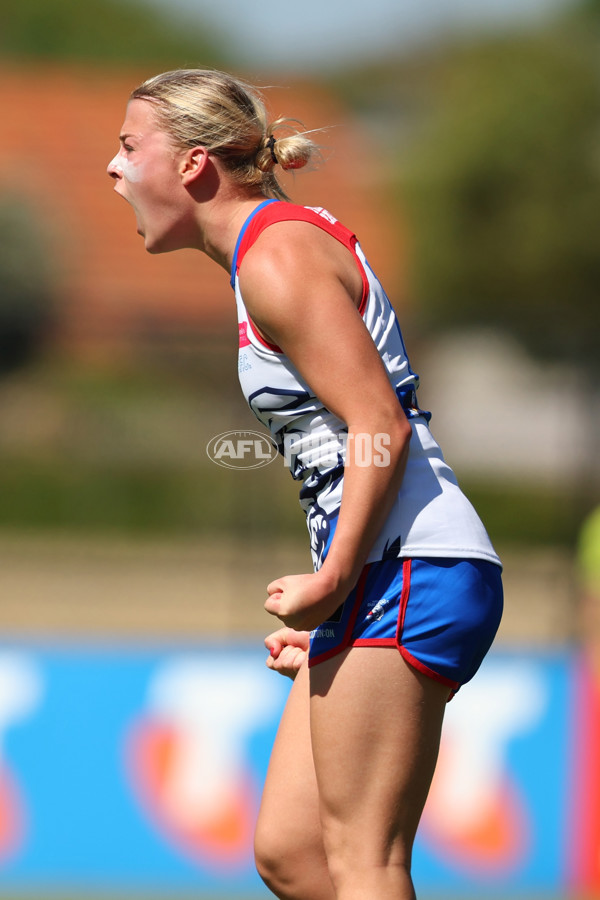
[229,198,280,288]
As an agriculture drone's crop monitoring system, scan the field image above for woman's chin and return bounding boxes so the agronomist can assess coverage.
[143,232,182,255]
[142,232,162,254]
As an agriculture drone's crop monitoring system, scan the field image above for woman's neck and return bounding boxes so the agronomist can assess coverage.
[196,192,269,274]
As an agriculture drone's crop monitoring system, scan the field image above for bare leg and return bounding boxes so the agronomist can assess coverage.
[255,661,335,900]
[310,647,450,900]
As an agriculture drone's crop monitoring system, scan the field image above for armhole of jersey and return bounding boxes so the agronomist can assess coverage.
[236,203,370,352]
[247,317,283,352]
[351,235,370,317]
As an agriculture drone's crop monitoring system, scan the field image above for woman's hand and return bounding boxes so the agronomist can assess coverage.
[265,627,310,679]
[265,570,348,631]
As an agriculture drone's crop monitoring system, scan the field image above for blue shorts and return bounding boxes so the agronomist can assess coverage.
[308,557,503,694]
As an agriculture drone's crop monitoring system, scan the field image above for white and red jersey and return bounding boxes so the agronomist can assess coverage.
[231,200,501,571]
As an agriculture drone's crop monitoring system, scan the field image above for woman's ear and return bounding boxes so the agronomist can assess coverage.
[180,145,210,185]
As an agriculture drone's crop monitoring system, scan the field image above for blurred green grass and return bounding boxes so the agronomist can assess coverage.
[0,457,585,548]
[0,355,589,549]
[0,455,303,538]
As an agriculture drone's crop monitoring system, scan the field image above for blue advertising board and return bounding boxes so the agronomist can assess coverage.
[414,651,573,895]
[0,643,289,894]
[0,642,590,896]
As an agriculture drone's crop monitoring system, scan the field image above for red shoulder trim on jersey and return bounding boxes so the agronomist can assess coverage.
[236,203,370,345]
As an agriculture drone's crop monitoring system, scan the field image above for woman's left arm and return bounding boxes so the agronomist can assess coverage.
[239,223,412,631]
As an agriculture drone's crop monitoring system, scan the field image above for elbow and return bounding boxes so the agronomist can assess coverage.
[391,409,412,451]
[347,410,411,467]
[402,420,412,464]
[370,412,411,470]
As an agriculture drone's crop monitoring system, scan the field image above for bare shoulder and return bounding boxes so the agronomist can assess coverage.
[239,220,362,309]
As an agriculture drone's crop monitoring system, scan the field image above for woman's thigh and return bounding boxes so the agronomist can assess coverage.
[309,647,450,870]
[255,662,334,899]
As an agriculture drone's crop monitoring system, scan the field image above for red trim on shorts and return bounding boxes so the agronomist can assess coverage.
[351,560,410,652]
[397,558,412,634]
[309,556,460,697]
[398,645,460,692]
[394,558,460,695]
[352,638,397,648]
[308,565,371,668]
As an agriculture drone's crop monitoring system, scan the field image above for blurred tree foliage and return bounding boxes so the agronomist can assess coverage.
[0,195,55,374]
[397,20,600,371]
[0,0,226,66]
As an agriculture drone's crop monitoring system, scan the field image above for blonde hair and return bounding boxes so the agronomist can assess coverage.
[130,69,319,201]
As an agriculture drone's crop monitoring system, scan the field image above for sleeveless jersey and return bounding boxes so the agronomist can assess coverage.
[231,200,501,571]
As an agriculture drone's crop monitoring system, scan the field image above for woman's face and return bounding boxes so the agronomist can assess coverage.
[107,99,191,254]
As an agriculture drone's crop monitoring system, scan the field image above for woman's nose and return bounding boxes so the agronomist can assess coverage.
[107,153,123,179]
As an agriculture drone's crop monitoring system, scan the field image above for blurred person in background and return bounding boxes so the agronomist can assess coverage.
[107,67,503,900]
[578,504,600,677]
